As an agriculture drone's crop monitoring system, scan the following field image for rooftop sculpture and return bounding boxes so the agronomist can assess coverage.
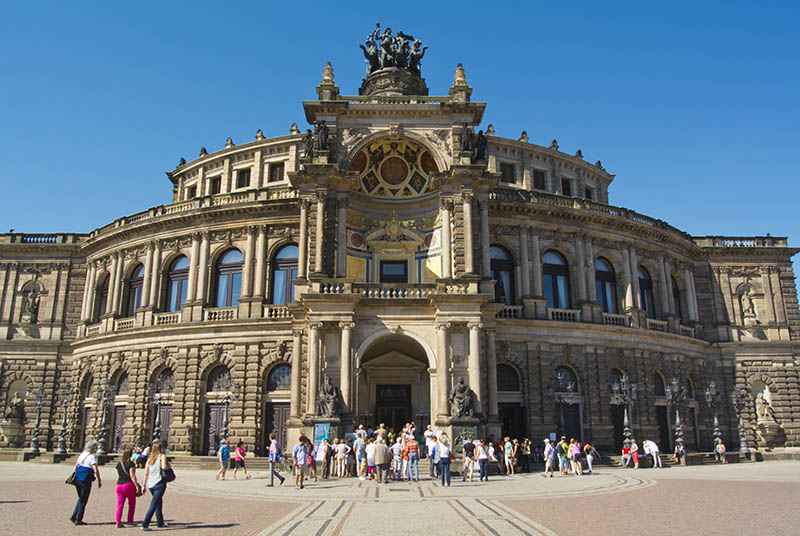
[360,22,427,77]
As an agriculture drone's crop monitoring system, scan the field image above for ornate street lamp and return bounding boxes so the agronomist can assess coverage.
[95,380,116,456]
[731,387,750,453]
[28,384,47,453]
[664,378,688,450]
[704,381,723,446]
[148,375,174,444]
[55,383,74,455]
[610,376,637,447]
[549,369,576,439]
[220,378,241,441]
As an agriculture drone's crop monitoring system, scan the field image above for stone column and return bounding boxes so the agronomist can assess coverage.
[339,322,354,412]
[149,241,161,307]
[241,227,255,297]
[629,246,641,309]
[657,254,670,318]
[313,192,326,274]
[142,242,154,307]
[194,233,209,304]
[531,230,543,297]
[336,198,348,277]
[307,322,321,417]
[479,199,490,278]
[107,253,118,315]
[298,200,309,279]
[462,192,475,274]
[436,322,450,419]
[519,227,531,297]
[762,268,779,324]
[440,200,452,278]
[685,268,699,322]
[664,261,675,316]
[621,247,633,310]
[575,234,587,302]
[485,328,498,418]
[82,263,96,321]
[290,329,303,419]
[468,322,483,415]
[585,237,597,302]
[186,234,200,303]
[253,226,267,298]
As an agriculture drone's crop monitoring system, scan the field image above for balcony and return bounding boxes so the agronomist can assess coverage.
[680,325,695,337]
[354,283,435,299]
[204,307,238,322]
[646,318,668,332]
[548,308,581,322]
[154,312,181,326]
[602,312,630,327]
[114,318,135,331]
[264,305,291,319]
[496,305,523,319]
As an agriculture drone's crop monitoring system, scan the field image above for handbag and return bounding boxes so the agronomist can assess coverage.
[163,467,176,482]
[65,471,77,486]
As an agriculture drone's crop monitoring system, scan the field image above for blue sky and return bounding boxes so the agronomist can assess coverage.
[1,2,798,264]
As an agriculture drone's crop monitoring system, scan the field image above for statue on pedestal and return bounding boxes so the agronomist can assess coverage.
[755,392,776,423]
[317,375,340,418]
[474,130,487,161]
[303,129,314,160]
[4,392,25,422]
[449,377,474,418]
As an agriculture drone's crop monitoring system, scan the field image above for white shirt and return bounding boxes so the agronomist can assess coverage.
[439,445,451,459]
[476,445,488,460]
[77,452,96,467]
[488,445,497,461]
[365,443,375,462]
[337,444,347,457]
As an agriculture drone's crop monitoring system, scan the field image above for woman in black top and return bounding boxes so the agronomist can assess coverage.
[115,448,142,528]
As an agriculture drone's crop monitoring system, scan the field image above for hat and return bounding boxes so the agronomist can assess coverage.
[560,436,566,440]
[544,439,550,443]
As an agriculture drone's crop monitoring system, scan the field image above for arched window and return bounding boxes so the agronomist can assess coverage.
[207,365,232,392]
[638,267,656,318]
[554,366,578,393]
[124,265,145,317]
[654,372,666,397]
[213,249,243,308]
[490,246,516,305]
[595,257,617,313]
[166,256,190,312]
[497,364,521,392]
[672,276,683,322]
[116,373,129,396]
[93,274,109,323]
[270,245,298,305]
[543,251,570,309]
[267,364,292,391]
[153,369,175,394]
[610,368,624,387]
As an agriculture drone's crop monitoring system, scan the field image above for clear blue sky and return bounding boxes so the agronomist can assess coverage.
[1,2,798,262]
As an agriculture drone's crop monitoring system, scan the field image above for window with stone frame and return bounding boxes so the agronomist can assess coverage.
[595,257,618,313]
[213,249,243,307]
[235,168,251,189]
[380,260,408,283]
[497,364,521,392]
[267,364,292,391]
[209,176,222,195]
[561,178,572,196]
[268,162,285,183]
[166,256,190,312]
[584,185,594,200]
[490,245,516,305]
[206,365,231,392]
[186,185,197,199]
[533,170,546,190]
[543,250,571,309]
[499,163,516,183]
[93,273,110,323]
[638,267,656,318]
[123,265,145,318]
[672,276,683,322]
[270,244,298,305]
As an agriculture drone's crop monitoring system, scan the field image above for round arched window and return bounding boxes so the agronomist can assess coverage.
[543,251,570,309]
[497,364,521,392]
[214,250,243,307]
[267,364,292,391]
[207,365,231,392]
[554,366,578,393]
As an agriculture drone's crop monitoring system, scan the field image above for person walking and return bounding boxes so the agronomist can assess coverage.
[404,433,420,481]
[504,437,515,476]
[115,448,141,528]
[305,438,318,482]
[476,439,489,482]
[438,437,451,486]
[232,441,251,480]
[462,436,476,482]
[583,441,599,474]
[543,439,555,478]
[216,439,230,481]
[267,432,285,486]
[374,438,390,483]
[293,436,309,489]
[520,438,531,473]
[70,440,102,525]
[141,442,170,531]
[496,439,506,475]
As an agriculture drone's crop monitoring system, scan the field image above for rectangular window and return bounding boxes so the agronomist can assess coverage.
[561,178,572,196]
[380,260,408,283]
[269,162,285,183]
[584,186,594,200]
[272,271,287,305]
[533,170,546,190]
[236,168,251,189]
[499,163,516,183]
[210,176,221,195]
[186,185,197,199]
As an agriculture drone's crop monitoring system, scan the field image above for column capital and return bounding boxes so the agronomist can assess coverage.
[468,322,484,330]
[435,322,451,331]
[309,321,322,331]
[461,191,473,203]
[337,197,349,209]
[246,225,257,236]
[485,326,497,336]
[339,321,356,330]
[292,328,305,338]
[300,198,312,211]
[440,198,454,211]
[315,189,328,202]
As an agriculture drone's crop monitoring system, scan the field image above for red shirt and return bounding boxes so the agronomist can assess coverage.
[404,439,419,454]
[622,447,631,455]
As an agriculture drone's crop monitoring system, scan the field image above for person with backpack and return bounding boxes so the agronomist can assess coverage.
[267,432,285,486]
[70,440,102,525]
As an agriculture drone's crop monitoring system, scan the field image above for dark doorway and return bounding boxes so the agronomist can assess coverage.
[112,406,126,452]
[375,385,411,434]
[203,403,225,456]
[80,407,92,450]
[499,403,525,440]
[563,404,582,442]
[689,407,700,451]
[657,405,672,451]
[266,402,290,455]
[611,404,625,452]
[157,405,173,449]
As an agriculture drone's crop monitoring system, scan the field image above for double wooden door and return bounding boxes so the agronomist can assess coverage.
[112,406,126,452]
[203,403,226,456]
[265,403,290,454]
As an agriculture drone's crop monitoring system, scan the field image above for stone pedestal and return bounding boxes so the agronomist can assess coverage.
[756,420,785,450]
[0,421,25,448]
[450,417,479,454]
[310,417,341,443]
[359,67,428,97]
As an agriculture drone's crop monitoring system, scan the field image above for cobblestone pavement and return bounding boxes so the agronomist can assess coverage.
[1,461,798,535]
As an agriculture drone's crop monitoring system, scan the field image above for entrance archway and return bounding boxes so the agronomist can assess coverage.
[356,334,432,435]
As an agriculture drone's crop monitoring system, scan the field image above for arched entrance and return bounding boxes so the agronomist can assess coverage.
[355,334,432,434]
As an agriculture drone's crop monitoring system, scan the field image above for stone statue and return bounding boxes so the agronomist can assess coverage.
[317,375,340,418]
[449,377,474,418]
[362,23,427,76]
[755,392,776,422]
[378,27,395,69]
[22,286,41,323]
[314,120,329,152]
[395,37,410,69]
[742,288,757,319]
[303,129,314,159]
[4,392,24,422]
[460,126,474,153]
[408,40,427,76]
[360,38,380,75]
[474,130,487,161]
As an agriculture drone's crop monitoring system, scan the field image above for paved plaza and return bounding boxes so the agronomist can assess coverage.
[1,460,799,535]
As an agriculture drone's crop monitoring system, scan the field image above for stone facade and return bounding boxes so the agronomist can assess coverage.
[1,56,799,456]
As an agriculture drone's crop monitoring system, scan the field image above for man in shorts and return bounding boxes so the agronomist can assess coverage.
[293,436,309,489]
[462,436,476,482]
[216,439,230,481]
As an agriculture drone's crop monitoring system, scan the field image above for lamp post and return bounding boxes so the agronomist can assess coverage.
[704,382,723,447]
[148,376,174,445]
[731,387,750,453]
[549,369,575,439]
[55,383,74,455]
[28,384,47,453]
[664,378,687,450]
[220,378,241,441]
[610,376,637,447]
[95,380,116,456]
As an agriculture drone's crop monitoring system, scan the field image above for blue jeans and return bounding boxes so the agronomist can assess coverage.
[408,452,419,480]
[269,461,284,485]
[478,459,488,481]
[142,482,166,528]
[440,459,451,486]
[71,479,92,522]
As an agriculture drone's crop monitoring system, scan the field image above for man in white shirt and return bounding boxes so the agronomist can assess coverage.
[643,440,662,468]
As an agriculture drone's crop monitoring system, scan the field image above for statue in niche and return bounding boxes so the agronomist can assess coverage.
[4,392,25,422]
[22,285,41,323]
[741,286,757,323]
[317,375,340,418]
[302,129,314,160]
[755,392,776,422]
[449,377,474,418]
[460,126,474,153]
[474,130,487,161]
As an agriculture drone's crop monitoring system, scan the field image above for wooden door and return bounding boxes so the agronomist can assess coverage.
[611,404,625,452]
[266,403,290,454]
[80,406,92,450]
[563,404,582,442]
[112,406,126,452]
[203,403,226,456]
[158,405,173,449]
[657,405,672,451]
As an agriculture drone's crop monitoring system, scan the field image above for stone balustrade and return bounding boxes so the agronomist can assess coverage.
[496,305,523,319]
[204,307,238,322]
[265,304,291,319]
[114,318,135,331]
[355,283,435,299]
[646,318,668,332]
[548,308,581,322]
[154,312,181,326]
[602,312,630,327]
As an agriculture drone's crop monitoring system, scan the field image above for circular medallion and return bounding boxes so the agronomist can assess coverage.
[379,156,409,185]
